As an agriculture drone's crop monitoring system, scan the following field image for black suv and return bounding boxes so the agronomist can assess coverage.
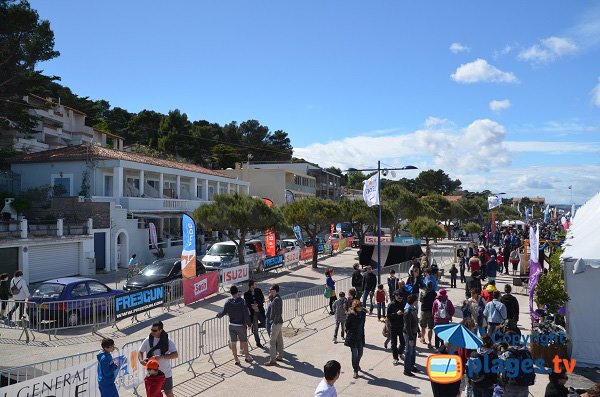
[123,258,206,291]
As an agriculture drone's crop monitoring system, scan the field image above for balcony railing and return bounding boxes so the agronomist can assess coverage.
[0,219,92,240]
[92,196,209,212]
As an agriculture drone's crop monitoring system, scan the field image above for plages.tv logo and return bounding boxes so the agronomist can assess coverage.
[427,355,463,384]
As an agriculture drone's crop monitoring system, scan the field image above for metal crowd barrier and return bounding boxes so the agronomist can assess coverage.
[0,349,97,385]
[296,284,329,325]
[281,293,297,329]
[199,315,230,366]
[163,279,184,310]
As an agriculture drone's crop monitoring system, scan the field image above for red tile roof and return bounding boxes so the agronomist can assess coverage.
[13,144,233,179]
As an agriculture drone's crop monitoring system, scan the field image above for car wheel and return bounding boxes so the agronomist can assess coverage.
[67,310,80,327]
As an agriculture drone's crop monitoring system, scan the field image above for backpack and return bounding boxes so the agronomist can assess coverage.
[468,351,498,388]
[501,346,536,386]
[437,300,448,319]
[10,279,21,295]
[323,286,333,298]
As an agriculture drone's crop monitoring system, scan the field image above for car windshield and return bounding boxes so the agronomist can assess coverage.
[209,244,237,256]
[141,262,173,277]
[32,283,65,299]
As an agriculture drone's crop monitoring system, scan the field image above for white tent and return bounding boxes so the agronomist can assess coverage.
[561,192,600,367]
[501,220,525,226]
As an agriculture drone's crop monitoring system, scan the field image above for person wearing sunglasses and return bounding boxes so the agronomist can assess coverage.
[138,321,178,397]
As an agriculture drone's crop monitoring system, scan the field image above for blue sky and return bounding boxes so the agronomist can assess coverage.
[30,1,600,204]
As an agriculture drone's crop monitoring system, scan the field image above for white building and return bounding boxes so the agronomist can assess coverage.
[0,94,124,153]
[10,144,250,275]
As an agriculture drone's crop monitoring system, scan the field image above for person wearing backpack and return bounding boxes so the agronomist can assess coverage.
[499,345,536,397]
[483,291,507,337]
[467,334,498,397]
[431,289,455,351]
[8,270,30,324]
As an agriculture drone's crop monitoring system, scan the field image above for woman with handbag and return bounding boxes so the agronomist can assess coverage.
[345,300,366,379]
[325,268,337,315]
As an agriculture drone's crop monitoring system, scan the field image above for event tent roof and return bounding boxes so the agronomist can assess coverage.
[562,192,600,273]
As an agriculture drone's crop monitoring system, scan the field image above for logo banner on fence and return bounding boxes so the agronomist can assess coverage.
[222,264,249,286]
[300,246,312,261]
[181,214,197,279]
[0,359,100,396]
[264,254,284,270]
[183,271,219,305]
[284,250,300,266]
[115,286,164,320]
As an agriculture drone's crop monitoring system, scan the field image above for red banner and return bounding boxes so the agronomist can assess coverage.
[332,240,340,251]
[346,237,354,246]
[262,198,277,257]
[183,271,218,305]
[300,246,313,261]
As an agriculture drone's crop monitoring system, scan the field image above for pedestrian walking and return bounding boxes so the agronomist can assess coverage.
[265,292,274,337]
[0,273,9,320]
[325,268,337,315]
[244,280,266,349]
[387,269,398,297]
[544,371,569,397]
[138,321,178,397]
[361,266,377,314]
[351,263,363,297]
[8,270,30,325]
[510,248,520,276]
[97,338,119,397]
[314,360,341,397]
[345,299,366,379]
[469,257,481,274]
[500,284,520,324]
[449,263,458,288]
[459,257,467,284]
[423,268,438,292]
[486,256,498,284]
[403,294,420,377]
[265,284,284,366]
[216,285,253,365]
[387,289,406,365]
[432,289,455,351]
[332,291,347,343]
[502,243,511,275]
[419,281,436,349]
[467,334,498,397]
[465,288,487,337]
[483,290,507,336]
[375,284,386,320]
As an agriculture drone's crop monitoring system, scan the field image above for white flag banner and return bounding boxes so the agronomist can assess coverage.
[362,173,380,207]
[488,195,502,210]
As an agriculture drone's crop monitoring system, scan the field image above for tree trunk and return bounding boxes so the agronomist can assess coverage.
[237,235,245,267]
[312,244,319,268]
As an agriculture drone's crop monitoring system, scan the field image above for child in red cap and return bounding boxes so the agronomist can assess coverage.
[144,359,166,397]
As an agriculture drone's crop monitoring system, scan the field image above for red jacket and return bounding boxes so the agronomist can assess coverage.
[145,373,166,397]
[376,290,386,303]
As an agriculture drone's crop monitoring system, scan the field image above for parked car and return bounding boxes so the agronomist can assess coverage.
[28,278,124,327]
[282,238,303,253]
[123,258,206,291]
[201,240,266,272]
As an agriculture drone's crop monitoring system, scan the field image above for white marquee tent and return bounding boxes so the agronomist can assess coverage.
[561,192,600,367]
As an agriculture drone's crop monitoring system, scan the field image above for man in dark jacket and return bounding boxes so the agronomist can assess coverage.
[486,256,498,283]
[265,284,284,366]
[419,281,437,349]
[465,271,482,298]
[361,266,377,314]
[351,263,363,297]
[500,284,519,323]
[387,290,406,365]
[217,285,253,365]
[403,294,420,376]
[244,280,266,348]
[502,243,511,275]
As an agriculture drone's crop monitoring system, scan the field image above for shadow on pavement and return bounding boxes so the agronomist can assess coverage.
[361,369,423,394]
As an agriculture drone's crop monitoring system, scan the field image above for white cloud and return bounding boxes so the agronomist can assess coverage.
[592,78,600,107]
[504,141,600,154]
[516,175,555,190]
[424,116,452,129]
[449,42,470,54]
[489,99,511,113]
[494,45,513,58]
[518,36,577,63]
[451,59,518,84]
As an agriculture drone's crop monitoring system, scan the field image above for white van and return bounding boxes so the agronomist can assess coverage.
[201,240,266,272]
[282,238,303,253]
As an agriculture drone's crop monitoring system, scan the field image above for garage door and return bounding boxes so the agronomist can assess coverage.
[28,243,80,283]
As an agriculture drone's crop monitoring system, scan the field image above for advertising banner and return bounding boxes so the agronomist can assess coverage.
[221,264,250,286]
[183,271,219,305]
[339,238,347,251]
[293,224,303,241]
[0,359,102,396]
[331,239,340,251]
[300,246,313,261]
[346,237,354,246]
[149,222,158,250]
[264,255,284,270]
[262,198,277,257]
[115,286,164,320]
[284,250,300,267]
[181,214,197,279]
[364,235,392,244]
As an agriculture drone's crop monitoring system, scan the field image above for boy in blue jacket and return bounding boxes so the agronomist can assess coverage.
[97,338,119,397]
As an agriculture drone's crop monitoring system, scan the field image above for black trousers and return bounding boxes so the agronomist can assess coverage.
[390,328,405,360]
[450,275,457,288]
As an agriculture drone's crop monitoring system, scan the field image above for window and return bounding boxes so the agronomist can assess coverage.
[208,185,215,200]
[88,282,109,295]
[104,175,113,196]
[52,176,72,196]
[71,283,89,298]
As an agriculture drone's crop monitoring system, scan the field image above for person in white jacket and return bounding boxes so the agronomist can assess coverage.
[8,270,30,323]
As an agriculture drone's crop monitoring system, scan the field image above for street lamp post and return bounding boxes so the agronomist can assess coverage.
[346,163,417,284]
